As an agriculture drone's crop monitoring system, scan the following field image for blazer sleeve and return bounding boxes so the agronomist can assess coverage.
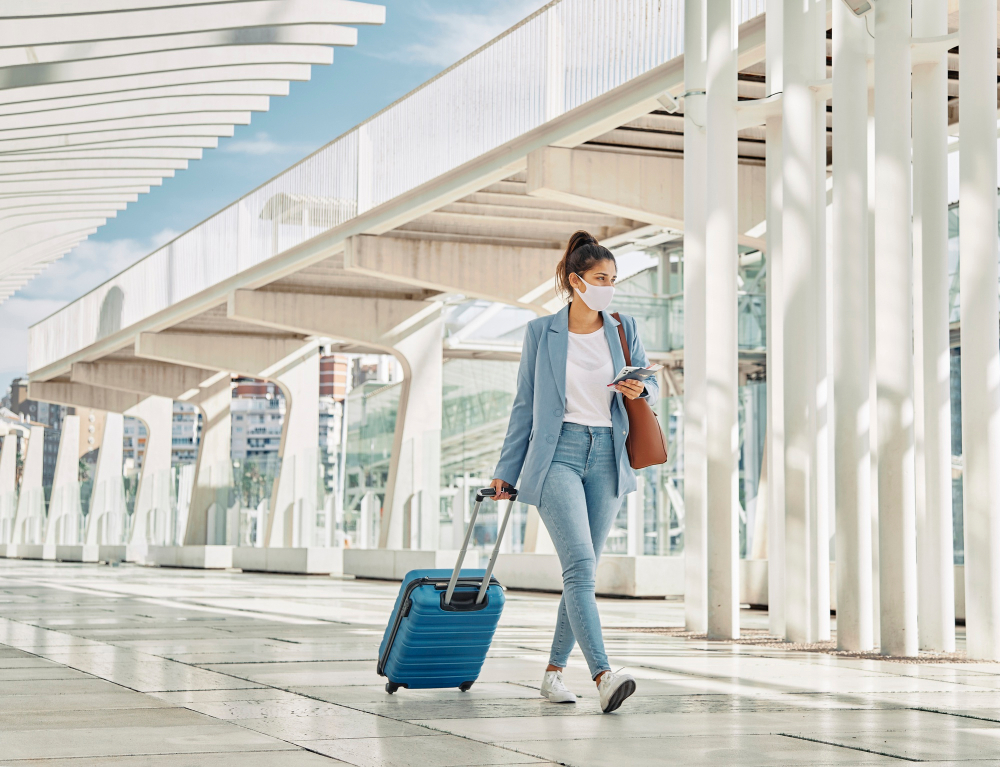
[627,314,660,407]
[493,320,539,486]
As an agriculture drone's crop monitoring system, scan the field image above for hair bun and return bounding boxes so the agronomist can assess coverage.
[567,231,597,252]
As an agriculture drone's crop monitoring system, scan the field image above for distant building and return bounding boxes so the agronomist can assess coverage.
[232,379,280,400]
[231,396,283,462]
[123,418,148,472]
[172,402,198,465]
[321,355,349,399]
[7,377,65,488]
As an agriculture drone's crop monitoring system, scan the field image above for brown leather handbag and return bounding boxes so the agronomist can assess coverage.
[612,313,669,469]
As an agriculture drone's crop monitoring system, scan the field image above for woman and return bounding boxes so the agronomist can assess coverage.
[490,230,658,714]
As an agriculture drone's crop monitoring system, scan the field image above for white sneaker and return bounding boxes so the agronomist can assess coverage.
[540,669,577,703]
[597,669,636,713]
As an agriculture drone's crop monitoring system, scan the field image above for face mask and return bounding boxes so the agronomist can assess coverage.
[573,274,615,312]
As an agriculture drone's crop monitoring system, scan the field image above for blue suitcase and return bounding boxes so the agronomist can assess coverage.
[377,487,516,693]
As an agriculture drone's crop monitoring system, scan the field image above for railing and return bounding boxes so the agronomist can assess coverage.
[29,0,766,373]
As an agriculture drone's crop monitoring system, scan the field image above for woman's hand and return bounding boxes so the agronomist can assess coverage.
[614,379,645,400]
[488,478,513,501]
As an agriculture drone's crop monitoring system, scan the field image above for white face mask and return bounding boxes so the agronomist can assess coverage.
[573,274,615,312]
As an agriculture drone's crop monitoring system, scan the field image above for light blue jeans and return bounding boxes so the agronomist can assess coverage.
[537,422,623,679]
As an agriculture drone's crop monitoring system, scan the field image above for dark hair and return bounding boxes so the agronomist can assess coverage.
[555,230,616,300]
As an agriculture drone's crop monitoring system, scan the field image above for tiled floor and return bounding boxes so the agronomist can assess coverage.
[0,559,996,765]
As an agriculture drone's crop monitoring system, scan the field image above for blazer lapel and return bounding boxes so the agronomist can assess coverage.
[548,306,569,406]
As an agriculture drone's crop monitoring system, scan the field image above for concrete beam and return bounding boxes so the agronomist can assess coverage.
[527,145,684,228]
[526,145,766,251]
[135,332,310,380]
[28,381,142,413]
[344,235,560,311]
[72,360,217,400]
[228,290,432,350]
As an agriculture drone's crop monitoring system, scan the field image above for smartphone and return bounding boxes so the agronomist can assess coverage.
[608,364,663,386]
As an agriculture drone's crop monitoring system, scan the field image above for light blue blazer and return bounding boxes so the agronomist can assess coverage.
[494,306,660,507]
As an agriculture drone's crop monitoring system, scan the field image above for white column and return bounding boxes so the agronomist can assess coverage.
[704,0,739,641]
[627,476,645,556]
[813,22,832,645]
[126,397,173,548]
[380,309,443,551]
[85,413,125,546]
[867,86,881,649]
[873,0,918,657]
[266,348,321,548]
[912,0,955,653]
[187,377,233,546]
[683,0,708,635]
[781,0,824,644]
[0,432,17,543]
[12,425,45,545]
[764,0,785,638]
[44,415,82,546]
[959,0,1000,661]
[832,0,873,653]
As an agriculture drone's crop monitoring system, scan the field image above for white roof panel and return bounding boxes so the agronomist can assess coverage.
[0,0,384,302]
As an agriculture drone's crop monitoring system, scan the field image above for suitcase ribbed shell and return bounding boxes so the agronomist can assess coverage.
[378,568,505,689]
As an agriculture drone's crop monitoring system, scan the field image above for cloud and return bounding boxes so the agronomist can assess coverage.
[0,296,66,396]
[381,1,552,68]
[17,228,179,303]
[221,131,305,157]
[1,229,179,395]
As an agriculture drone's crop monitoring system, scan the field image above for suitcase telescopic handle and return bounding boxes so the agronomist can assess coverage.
[444,487,517,606]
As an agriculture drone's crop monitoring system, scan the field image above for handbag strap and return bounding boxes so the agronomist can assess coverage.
[611,312,632,366]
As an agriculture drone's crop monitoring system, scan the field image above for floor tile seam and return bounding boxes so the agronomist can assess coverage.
[620,657,974,702]
[909,706,1000,725]
[308,716,567,764]
[273,681,575,748]
[279,683,474,725]
[193,659,380,667]
[778,732,920,762]
[0,629,123,686]
[2,576,337,626]
[0,745,308,762]
[0,618,295,700]
[213,718,432,767]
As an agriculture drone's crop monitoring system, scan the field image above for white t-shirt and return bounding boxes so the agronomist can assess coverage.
[563,328,614,427]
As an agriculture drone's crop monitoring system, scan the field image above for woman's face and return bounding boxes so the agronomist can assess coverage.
[569,259,617,293]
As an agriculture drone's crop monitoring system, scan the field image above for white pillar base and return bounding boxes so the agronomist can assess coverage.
[16,544,56,561]
[145,545,234,569]
[232,546,343,575]
[55,545,100,563]
[343,549,479,581]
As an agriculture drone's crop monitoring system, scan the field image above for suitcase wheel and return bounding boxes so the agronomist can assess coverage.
[385,682,400,695]
[459,681,474,692]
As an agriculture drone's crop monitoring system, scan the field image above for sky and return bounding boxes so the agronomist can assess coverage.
[0,0,552,395]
